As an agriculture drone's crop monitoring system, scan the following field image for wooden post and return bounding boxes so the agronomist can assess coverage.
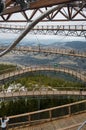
[49,110,52,121]
[28,115,31,125]
[69,105,71,116]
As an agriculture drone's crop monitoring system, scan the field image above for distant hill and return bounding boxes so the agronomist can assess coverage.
[41,41,86,51]
[65,41,86,50]
[0,37,86,51]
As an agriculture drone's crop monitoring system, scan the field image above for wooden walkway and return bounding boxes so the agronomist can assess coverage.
[0,66,86,99]
[0,66,86,83]
[0,89,86,100]
[0,46,86,58]
[9,112,86,130]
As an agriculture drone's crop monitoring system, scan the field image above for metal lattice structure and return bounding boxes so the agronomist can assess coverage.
[0,0,86,22]
[0,0,86,56]
[0,24,86,37]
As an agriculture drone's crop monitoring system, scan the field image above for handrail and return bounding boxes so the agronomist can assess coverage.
[0,46,86,58]
[10,99,86,117]
[0,66,85,83]
[5,99,86,129]
[1,86,86,93]
[0,24,86,31]
[0,86,86,100]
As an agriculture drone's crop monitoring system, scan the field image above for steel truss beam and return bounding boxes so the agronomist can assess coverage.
[0,0,86,22]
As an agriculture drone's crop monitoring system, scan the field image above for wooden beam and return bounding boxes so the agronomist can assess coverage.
[2,0,76,15]
[30,0,74,9]
[5,0,13,7]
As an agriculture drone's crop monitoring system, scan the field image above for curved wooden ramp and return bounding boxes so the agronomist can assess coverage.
[9,112,86,130]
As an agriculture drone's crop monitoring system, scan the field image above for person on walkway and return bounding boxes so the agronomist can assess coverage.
[0,116,9,130]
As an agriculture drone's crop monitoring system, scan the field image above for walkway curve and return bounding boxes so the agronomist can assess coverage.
[0,66,86,83]
[0,4,64,57]
[0,46,86,58]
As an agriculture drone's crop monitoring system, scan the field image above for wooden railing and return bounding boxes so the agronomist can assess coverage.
[0,46,86,58]
[0,87,86,100]
[7,100,86,129]
[0,66,86,83]
[0,24,86,31]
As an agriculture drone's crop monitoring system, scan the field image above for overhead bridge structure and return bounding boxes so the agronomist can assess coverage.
[0,24,86,37]
[0,0,86,56]
[0,0,86,22]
